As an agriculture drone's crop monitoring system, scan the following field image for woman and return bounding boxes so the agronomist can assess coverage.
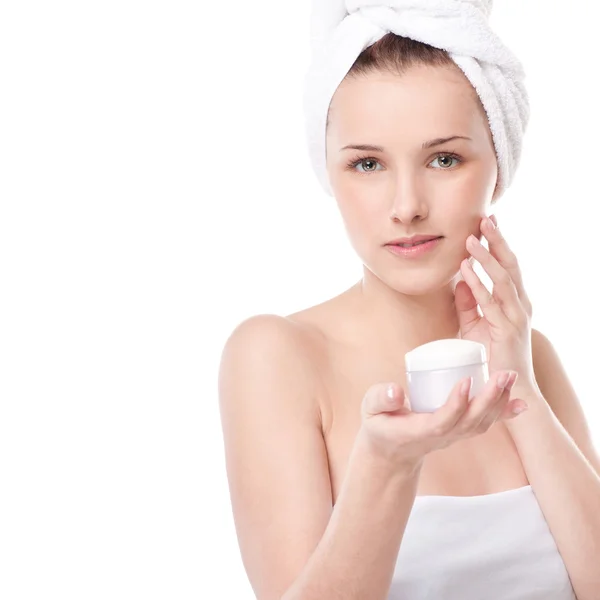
[219,5,600,600]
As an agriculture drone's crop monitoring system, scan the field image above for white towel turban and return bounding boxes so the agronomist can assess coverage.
[302,0,530,200]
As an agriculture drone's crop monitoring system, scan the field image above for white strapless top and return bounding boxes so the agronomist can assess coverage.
[389,485,576,599]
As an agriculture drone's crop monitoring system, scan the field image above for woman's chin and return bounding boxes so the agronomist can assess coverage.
[384,270,460,295]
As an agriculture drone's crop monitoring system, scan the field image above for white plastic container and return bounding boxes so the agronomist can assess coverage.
[404,339,489,413]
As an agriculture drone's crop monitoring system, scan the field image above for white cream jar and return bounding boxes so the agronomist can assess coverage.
[404,339,489,413]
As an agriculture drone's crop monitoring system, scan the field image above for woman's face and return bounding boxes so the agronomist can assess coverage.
[325,64,498,295]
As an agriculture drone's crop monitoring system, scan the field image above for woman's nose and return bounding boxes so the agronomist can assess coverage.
[389,183,429,223]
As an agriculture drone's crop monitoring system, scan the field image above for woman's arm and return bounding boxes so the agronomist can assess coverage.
[505,391,600,600]
[218,315,421,600]
[505,329,600,600]
[282,429,421,600]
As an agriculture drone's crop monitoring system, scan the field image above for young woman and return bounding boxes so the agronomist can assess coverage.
[218,15,600,600]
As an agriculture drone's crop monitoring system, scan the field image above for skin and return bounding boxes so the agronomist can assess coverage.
[321,63,501,359]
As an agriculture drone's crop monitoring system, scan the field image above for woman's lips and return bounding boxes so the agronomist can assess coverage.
[385,237,443,257]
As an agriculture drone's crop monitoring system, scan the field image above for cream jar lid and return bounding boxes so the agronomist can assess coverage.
[405,339,487,373]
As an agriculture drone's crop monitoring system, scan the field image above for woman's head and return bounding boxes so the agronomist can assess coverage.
[325,33,499,296]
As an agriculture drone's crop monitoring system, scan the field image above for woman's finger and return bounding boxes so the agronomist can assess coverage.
[466,234,524,326]
[428,376,474,436]
[483,215,532,315]
[361,382,409,417]
[453,371,513,434]
[474,372,518,432]
[500,398,529,420]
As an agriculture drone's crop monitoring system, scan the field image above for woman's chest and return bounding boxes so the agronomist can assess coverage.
[318,355,529,504]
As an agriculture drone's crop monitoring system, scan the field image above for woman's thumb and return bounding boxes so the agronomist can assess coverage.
[362,383,410,417]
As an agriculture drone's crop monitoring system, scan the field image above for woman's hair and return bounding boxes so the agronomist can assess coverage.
[348,32,455,78]
[326,33,459,128]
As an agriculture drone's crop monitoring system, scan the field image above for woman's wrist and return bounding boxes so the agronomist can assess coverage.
[352,427,424,480]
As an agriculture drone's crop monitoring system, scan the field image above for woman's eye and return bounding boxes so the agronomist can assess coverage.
[430,154,460,169]
[352,158,382,173]
[349,153,461,174]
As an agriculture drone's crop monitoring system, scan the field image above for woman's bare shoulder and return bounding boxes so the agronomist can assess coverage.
[219,311,329,397]
[224,287,348,362]
[222,311,325,361]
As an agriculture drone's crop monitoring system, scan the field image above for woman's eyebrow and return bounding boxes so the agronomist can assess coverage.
[340,135,472,153]
[422,135,472,149]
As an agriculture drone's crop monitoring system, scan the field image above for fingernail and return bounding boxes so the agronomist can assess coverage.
[486,216,496,231]
[387,384,395,399]
[512,403,528,415]
[505,372,518,390]
[497,372,510,389]
[461,377,473,396]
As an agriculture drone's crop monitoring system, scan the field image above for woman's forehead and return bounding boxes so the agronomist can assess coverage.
[326,68,494,156]
[330,66,480,122]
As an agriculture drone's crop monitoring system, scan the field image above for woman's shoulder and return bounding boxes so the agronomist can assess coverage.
[222,311,324,360]
[219,310,326,387]
[219,297,344,399]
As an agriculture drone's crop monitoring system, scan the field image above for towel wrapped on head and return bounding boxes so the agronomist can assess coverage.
[302,0,530,201]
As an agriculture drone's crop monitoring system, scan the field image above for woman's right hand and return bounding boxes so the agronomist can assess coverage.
[357,370,528,469]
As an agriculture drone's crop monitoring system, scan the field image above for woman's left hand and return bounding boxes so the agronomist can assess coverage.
[454,214,539,398]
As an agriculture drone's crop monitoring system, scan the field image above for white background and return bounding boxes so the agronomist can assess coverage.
[1,1,598,598]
